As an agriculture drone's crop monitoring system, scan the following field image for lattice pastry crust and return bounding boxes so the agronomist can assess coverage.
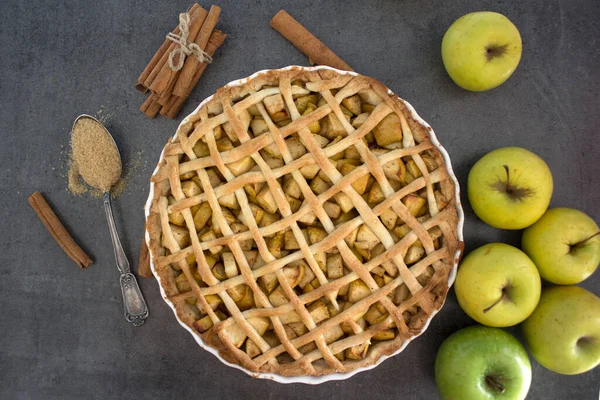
[146,67,461,377]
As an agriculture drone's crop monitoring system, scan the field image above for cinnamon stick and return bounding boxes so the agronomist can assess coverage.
[136,38,168,93]
[144,5,207,90]
[172,5,221,97]
[141,94,162,118]
[165,96,185,119]
[136,3,201,92]
[135,24,184,93]
[140,94,154,113]
[28,192,93,269]
[157,91,172,107]
[160,95,178,117]
[165,30,227,119]
[270,10,353,71]
[157,7,211,102]
[149,6,209,95]
[159,5,219,102]
[138,240,152,278]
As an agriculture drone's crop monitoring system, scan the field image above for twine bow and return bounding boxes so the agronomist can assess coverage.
[166,13,213,71]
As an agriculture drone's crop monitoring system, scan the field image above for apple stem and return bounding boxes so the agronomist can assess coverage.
[485,44,508,62]
[482,296,504,314]
[577,336,595,347]
[483,284,512,314]
[571,231,600,248]
[485,376,505,394]
[490,165,535,202]
[503,165,512,194]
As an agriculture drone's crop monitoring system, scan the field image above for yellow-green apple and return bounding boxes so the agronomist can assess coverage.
[441,12,522,91]
[522,286,600,375]
[435,325,531,400]
[468,147,553,229]
[522,208,599,284]
[455,243,541,327]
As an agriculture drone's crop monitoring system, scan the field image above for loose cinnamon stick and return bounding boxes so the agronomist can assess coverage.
[149,6,208,95]
[270,10,353,71]
[172,5,221,97]
[165,30,227,119]
[144,5,207,90]
[138,240,152,278]
[28,192,93,269]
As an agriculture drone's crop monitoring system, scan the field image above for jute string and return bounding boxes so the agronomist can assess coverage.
[166,13,213,71]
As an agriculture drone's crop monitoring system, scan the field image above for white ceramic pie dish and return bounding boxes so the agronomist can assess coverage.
[144,65,464,384]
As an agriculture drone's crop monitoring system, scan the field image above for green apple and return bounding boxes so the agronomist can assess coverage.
[455,243,541,327]
[441,12,522,91]
[522,286,600,375]
[468,147,553,230]
[522,208,599,284]
[435,325,531,400]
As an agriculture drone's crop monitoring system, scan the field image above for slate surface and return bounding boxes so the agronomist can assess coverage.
[1,0,598,399]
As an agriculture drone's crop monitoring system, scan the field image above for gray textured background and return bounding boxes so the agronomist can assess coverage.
[1,0,599,399]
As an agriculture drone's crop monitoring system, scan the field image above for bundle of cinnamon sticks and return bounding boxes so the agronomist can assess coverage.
[136,3,226,119]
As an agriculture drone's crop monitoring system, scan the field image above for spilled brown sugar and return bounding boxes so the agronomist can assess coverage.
[67,160,89,195]
[71,117,122,192]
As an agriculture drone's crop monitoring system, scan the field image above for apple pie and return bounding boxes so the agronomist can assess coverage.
[145,66,462,378]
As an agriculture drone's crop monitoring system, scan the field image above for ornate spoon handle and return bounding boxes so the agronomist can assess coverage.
[103,192,149,326]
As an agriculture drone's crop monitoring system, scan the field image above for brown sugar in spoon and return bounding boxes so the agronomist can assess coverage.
[71,115,149,326]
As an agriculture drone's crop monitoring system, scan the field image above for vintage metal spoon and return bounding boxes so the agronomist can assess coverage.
[72,115,149,326]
